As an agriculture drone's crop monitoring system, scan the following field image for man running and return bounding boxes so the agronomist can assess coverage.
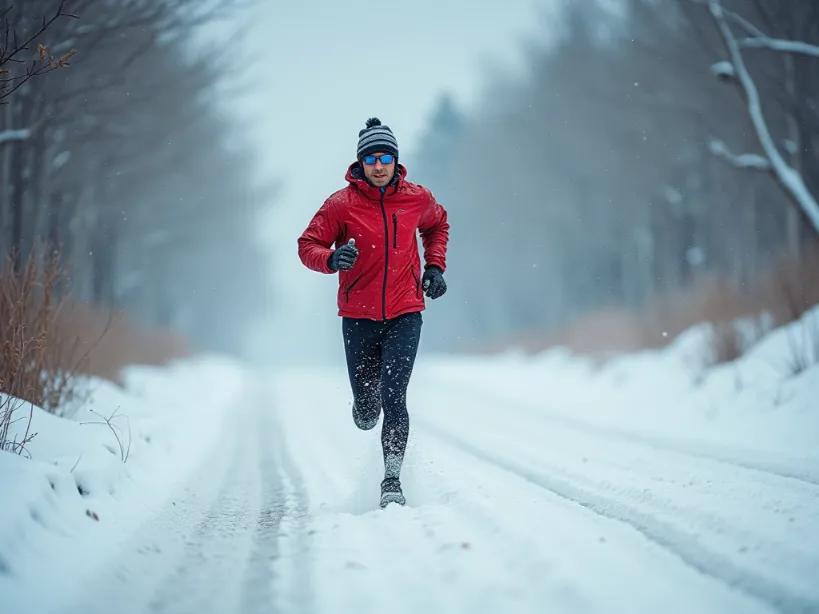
[297,117,449,508]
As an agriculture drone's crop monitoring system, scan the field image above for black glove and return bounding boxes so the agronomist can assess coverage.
[328,239,359,271]
[422,265,446,299]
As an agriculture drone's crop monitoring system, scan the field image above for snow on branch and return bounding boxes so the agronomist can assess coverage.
[722,8,819,59]
[739,37,819,60]
[706,0,819,236]
[709,60,735,81]
[708,139,771,171]
[0,129,31,145]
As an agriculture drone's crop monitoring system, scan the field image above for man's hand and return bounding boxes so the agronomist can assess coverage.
[328,238,358,271]
[422,266,446,299]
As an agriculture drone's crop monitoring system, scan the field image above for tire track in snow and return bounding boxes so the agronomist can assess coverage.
[58,400,256,614]
[141,390,313,614]
[405,428,773,614]
[255,402,314,614]
[277,441,313,614]
[417,420,819,614]
[431,379,819,487]
[144,404,260,614]
[57,397,296,614]
[239,403,288,614]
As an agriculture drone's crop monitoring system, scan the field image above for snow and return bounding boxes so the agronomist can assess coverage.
[0,355,248,608]
[708,138,771,170]
[429,307,819,458]
[709,60,735,80]
[1,307,818,613]
[0,128,31,145]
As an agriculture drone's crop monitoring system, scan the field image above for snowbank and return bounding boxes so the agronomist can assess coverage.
[0,355,248,600]
[419,304,819,470]
[2,304,817,610]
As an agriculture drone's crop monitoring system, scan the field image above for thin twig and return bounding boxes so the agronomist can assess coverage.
[79,407,131,462]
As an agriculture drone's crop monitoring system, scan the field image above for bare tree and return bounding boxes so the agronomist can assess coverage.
[693,0,819,237]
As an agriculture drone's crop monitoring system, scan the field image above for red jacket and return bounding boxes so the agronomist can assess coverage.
[298,162,449,321]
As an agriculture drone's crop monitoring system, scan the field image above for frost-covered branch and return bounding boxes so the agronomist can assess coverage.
[706,0,819,236]
[739,37,819,59]
[708,139,771,171]
[0,128,30,145]
[722,7,819,59]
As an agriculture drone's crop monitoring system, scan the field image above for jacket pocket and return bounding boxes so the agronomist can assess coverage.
[345,273,363,302]
[392,213,398,249]
[411,267,421,298]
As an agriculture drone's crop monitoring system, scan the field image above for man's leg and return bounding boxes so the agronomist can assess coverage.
[342,317,382,430]
[379,311,422,480]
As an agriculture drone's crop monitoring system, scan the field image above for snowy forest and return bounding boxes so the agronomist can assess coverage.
[410,0,819,354]
[3,0,819,370]
[0,0,275,365]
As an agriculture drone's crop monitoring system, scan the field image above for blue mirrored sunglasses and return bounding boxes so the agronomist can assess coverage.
[362,154,394,165]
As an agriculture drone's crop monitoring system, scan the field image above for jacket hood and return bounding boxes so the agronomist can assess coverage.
[345,161,407,199]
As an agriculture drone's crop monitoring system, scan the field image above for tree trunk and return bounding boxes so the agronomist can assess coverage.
[22,117,47,258]
[784,53,802,256]
[9,142,25,261]
[8,84,36,264]
[0,102,12,244]
[69,179,97,302]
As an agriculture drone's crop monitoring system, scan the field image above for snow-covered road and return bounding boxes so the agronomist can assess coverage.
[51,377,313,614]
[49,365,818,614]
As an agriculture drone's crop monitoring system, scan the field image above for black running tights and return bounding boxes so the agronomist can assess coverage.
[342,311,422,479]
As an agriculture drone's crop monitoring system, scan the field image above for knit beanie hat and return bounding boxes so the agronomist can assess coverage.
[357,117,399,161]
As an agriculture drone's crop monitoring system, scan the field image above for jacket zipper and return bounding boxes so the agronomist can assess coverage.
[345,273,362,302]
[411,267,420,298]
[392,213,398,249]
[379,188,389,320]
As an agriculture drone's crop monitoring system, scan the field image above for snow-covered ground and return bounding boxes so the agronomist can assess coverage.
[1,307,818,614]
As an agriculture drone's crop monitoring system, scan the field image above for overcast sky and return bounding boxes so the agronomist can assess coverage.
[203,0,557,363]
[230,0,552,190]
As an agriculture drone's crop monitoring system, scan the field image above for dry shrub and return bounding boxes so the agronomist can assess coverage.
[0,245,83,414]
[1,245,76,455]
[539,308,650,357]
[781,315,819,375]
[701,321,750,367]
[648,244,819,366]
[640,276,760,367]
[464,308,652,359]
[468,243,819,365]
[644,276,746,339]
[755,242,819,326]
[1,242,192,438]
[53,300,191,385]
[1,243,193,455]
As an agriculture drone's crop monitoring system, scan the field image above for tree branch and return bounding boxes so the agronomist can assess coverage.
[707,0,819,235]
[724,5,819,58]
[739,37,819,59]
[0,1,76,65]
[0,1,78,102]
[723,8,767,39]
[708,138,771,171]
[0,128,30,145]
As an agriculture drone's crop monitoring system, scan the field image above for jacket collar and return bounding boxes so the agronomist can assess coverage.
[345,161,406,199]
